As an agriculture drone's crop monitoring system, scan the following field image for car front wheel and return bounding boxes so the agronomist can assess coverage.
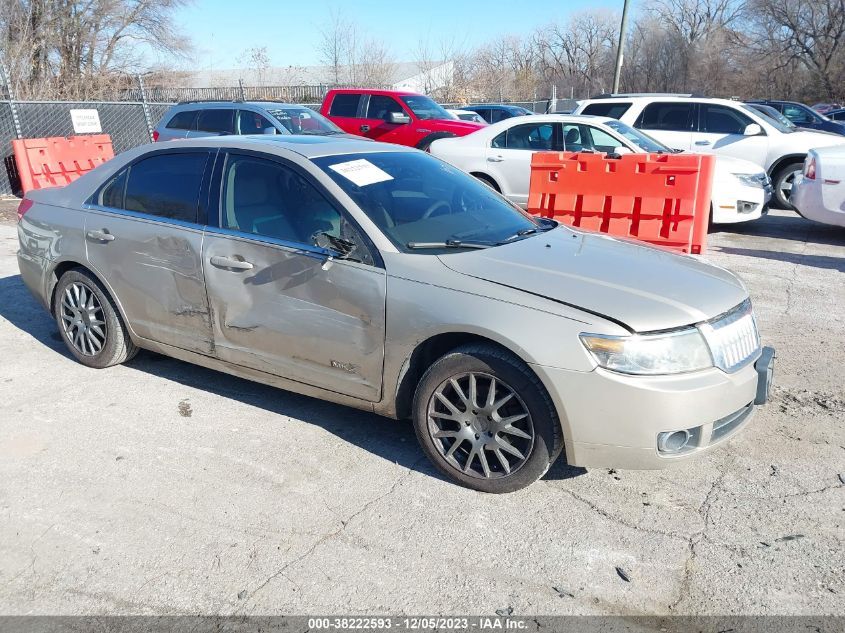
[54,269,138,368]
[773,161,803,209]
[412,344,563,493]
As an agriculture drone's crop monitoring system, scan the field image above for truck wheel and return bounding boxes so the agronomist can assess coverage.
[412,344,563,493]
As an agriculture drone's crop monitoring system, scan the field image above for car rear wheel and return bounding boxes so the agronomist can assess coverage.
[773,161,803,209]
[54,269,138,368]
[472,173,501,192]
[412,344,562,493]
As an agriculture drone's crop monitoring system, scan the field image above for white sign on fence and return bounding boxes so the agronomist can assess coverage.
[69,109,102,134]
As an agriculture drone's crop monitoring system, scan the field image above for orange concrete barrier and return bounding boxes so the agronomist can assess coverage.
[11,135,114,193]
[527,151,715,254]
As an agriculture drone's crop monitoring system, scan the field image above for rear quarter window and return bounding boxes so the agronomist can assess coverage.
[581,102,632,119]
[329,93,361,117]
[165,110,198,130]
[195,109,235,134]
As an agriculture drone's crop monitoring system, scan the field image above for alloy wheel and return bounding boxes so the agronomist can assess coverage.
[426,372,535,479]
[778,167,801,203]
[59,282,107,356]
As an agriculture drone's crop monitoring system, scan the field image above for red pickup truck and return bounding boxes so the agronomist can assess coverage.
[320,89,484,150]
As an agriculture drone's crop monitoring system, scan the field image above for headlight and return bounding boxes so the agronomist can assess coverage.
[732,173,766,188]
[580,329,713,375]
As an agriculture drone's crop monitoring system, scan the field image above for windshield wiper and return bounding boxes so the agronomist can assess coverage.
[406,239,492,250]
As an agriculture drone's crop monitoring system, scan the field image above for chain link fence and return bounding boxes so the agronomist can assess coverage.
[0,76,555,196]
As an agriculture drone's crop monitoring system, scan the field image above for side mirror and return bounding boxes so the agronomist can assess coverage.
[612,146,633,155]
[262,127,278,135]
[744,123,763,136]
[388,112,411,125]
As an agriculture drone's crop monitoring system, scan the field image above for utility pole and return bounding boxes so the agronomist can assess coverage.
[612,0,631,94]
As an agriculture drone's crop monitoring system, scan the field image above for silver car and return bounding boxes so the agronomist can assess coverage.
[16,137,775,493]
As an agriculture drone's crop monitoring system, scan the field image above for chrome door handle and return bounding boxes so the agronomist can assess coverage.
[210,255,254,271]
[86,229,115,242]
[488,155,505,162]
[694,140,711,146]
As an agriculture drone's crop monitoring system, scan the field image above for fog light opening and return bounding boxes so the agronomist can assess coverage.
[737,200,757,214]
[657,429,692,454]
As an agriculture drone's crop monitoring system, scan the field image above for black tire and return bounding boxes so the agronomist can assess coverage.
[412,343,563,493]
[416,132,456,152]
[53,268,138,368]
[772,161,803,210]
[472,173,501,192]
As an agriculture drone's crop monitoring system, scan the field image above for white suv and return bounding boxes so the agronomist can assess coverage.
[574,95,845,208]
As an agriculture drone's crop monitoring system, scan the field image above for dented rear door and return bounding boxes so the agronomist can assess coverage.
[83,149,215,354]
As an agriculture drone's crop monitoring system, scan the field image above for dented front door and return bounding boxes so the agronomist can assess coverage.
[202,232,387,401]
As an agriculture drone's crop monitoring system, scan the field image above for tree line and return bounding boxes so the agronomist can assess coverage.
[2,0,844,105]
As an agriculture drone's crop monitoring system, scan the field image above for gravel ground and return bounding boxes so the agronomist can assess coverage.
[0,206,843,616]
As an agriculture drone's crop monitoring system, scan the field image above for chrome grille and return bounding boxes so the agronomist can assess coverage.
[700,299,761,373]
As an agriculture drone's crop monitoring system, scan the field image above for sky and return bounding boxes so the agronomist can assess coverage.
[165,0,622,72]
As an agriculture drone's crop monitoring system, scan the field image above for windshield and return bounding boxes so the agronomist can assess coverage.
[741,104,793,133]
[265,106,344,135]
[752,105,795,129]
[603,119,670,153]
[313,152,548,252]
[400,95,452,121]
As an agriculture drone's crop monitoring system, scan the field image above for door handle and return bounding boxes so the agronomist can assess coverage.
[695,140,711,146]
[359,124,370,132]
[210,255,254,271]
[488,155,505,162]
[86,229,115,242]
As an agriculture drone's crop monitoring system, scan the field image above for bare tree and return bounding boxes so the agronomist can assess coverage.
[237,46,271,86]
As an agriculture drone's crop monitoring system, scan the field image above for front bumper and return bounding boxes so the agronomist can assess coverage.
[533,346,775,469]
[710,179,771,224]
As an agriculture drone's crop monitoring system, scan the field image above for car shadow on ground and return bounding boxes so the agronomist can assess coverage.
[710,246,845,272]
[711,211,845,246]
[0,273,585,487]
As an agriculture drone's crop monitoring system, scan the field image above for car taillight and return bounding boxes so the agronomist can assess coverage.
[17,198,33,222]
[152,130,160,142]
[805,156,816,180]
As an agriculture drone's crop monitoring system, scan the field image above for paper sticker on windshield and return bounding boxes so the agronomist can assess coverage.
[328,159,393,186]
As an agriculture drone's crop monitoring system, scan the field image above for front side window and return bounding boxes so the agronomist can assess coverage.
[196,109,235,134]
[782,104,820,124]
[166,110,198,130]
[701,104,752,135]
[490,109,511,123]
[237,110,275,134]
[492,123,556,150]
[221,155,343,246]
[604,120,670,152]
[123,152,208,222]
[367,95,406,120]
[583,126,623,152]
[638,102,694,131]
[313,151,547,253]
[329,93,361,117]
[399,95,451,121]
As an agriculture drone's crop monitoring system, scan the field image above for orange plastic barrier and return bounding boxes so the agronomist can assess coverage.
[11,135,114,193]
[527,152,715,254]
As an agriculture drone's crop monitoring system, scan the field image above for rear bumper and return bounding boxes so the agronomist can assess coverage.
[791,176,845,227]
[534,347,775,469]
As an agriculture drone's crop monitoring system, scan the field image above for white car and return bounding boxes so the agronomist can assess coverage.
[791,147,845,227]
[446,109,488,125]
[574,95,845,209]
[429,114,772,224]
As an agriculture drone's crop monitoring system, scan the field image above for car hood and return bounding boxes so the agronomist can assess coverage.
[438,227,747,332]
[713,154,765,175]
[428,119,486,135]
[788,129,845,147]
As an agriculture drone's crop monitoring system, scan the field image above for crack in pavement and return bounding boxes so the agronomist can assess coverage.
[235,458,425,612]
[669,468,728,612]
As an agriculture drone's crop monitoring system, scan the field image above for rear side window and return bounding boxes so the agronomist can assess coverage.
[637,102,694,131]
[329,93,361,117]
[166,110,198,130]
[491,123,556,150]
[124,153,209,223]
[196,109,235,134]
[581,102,632,119]
[98,169,128,208]
[700,104,752,134]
